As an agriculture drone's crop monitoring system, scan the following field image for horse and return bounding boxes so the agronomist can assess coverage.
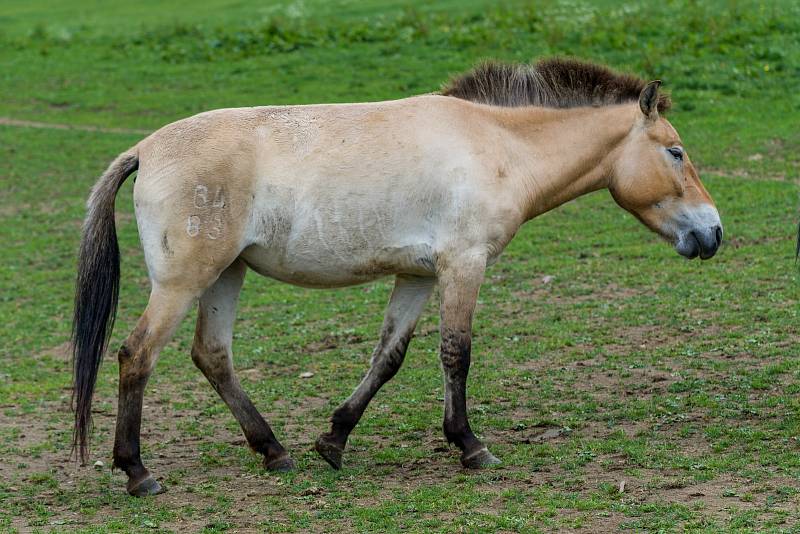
[71,58,723,496]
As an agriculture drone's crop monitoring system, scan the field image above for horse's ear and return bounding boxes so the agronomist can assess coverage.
[639,80,662,120]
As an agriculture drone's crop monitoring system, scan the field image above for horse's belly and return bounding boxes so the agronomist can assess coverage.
[239,242,435,289]
[241,188,439,287]
[240,244,381,287]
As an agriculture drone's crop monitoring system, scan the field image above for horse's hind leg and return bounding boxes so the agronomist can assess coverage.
[191,259,294,471]
[315,275,435,469]
[113,285,197,496]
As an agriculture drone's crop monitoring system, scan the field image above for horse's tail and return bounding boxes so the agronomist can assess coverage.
[71,149,139,463]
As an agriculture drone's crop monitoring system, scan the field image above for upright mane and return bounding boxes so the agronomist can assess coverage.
[441,57,671,112]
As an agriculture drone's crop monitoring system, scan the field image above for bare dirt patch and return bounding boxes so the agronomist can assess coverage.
[4,317,799,532]
[303,332,366,353]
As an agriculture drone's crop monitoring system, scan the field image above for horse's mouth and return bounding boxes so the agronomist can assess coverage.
[675,227,722,260]
[676,234,700,259]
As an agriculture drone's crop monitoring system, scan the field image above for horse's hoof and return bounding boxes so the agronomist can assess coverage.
[461,447,501,469]
[264,454,295,472]
[314,436,343,470]
[127,475,164,497]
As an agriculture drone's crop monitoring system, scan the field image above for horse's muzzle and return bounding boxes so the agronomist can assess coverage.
[676,224,723,260]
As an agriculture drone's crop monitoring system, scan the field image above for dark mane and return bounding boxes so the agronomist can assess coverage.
[441,57,671,112]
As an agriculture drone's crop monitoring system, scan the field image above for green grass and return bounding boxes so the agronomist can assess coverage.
[1,0,799,532]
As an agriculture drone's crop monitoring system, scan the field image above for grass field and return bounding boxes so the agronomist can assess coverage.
[1,0,799,532]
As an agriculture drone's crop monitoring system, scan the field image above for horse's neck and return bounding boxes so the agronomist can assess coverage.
[499,104,637,221]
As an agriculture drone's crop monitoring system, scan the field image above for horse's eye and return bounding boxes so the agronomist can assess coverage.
[667,146,684,161]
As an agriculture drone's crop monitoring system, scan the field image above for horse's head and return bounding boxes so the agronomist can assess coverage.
[609,81,722,260]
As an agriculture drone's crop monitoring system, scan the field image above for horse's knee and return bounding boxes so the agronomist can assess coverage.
[191,342,232,384]
[439,328,471,371]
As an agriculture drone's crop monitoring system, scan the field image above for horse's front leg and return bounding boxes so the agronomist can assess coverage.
[438,256,501,468]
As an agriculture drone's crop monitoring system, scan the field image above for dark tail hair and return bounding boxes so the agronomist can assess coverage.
[71,150,139,463]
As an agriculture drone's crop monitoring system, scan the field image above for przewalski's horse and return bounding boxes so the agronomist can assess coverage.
[72,58,722,496]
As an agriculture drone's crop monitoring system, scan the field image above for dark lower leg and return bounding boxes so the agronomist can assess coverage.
[191,259,291,469]
[112,289,196,496]
[440,328,484,455]
[316,275,434,469]
[322,329,411,449]
[112,337,162,495]
[191,344,291,469]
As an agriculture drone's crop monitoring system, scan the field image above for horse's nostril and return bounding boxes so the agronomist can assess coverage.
[714,225,723,247]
